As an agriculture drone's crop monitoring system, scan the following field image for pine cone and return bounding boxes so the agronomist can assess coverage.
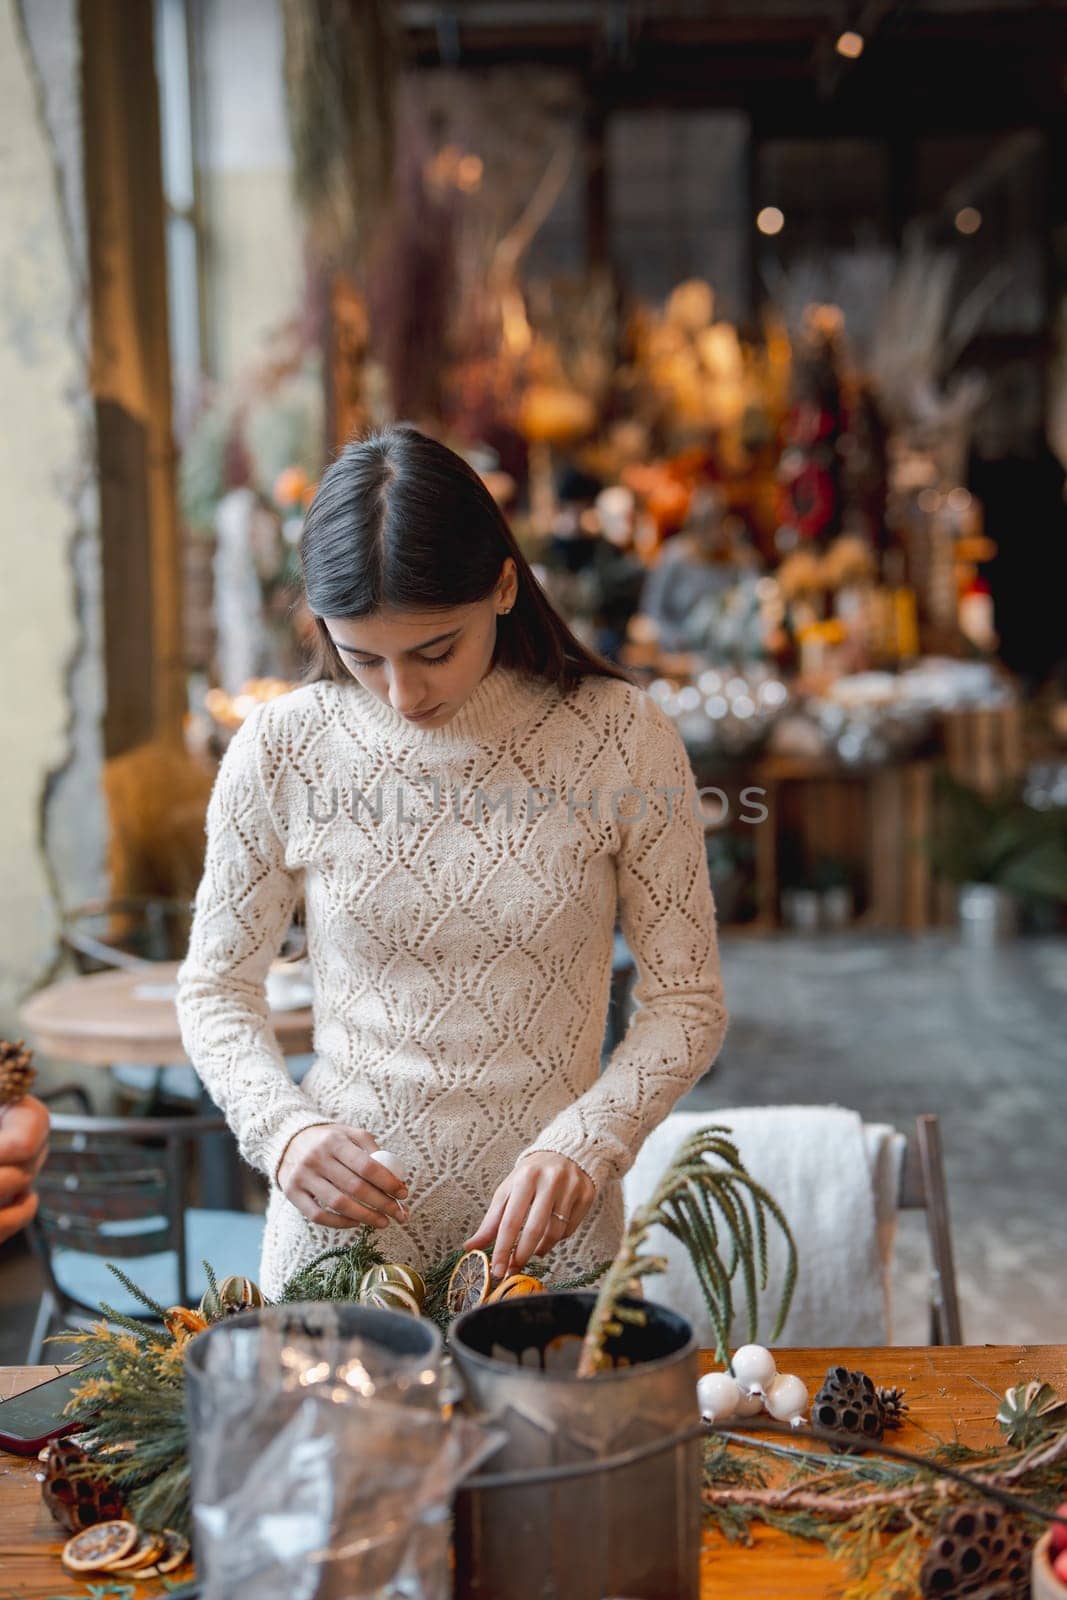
[40,1438,125,1534]
[812,1366,885,1452]
[0,1038,36,1107]
[876,1384,909,1431]
[919,1500,1031,1600]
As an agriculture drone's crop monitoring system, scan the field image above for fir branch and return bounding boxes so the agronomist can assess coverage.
[131,1459,193,1537]
[97,1303,171,1346]
[549,1259,612,1293]
[104,1263,172,1323]
[200,1260,221,1320]
[999,1424,1067,1482]
[420,1248,464,1332]
[704,1476,927,1519]
[702,1399,1067,1593]
[277,1228,387,1302]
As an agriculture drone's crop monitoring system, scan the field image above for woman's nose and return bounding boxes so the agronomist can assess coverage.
[388,665,425,715]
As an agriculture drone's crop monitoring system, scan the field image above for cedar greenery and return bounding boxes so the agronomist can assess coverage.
[578,1125,798,1376]
[53,1241,611,1533]
[277,1229,610,1333]
[702,1389,1067,1600]
[57,1311,192,1532]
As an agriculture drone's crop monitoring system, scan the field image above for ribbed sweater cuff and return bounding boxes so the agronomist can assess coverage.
[518,1135,611,1193]
[253,1108,338,1188]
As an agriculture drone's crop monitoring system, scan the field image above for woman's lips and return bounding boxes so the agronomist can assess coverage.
[404,703,443,722]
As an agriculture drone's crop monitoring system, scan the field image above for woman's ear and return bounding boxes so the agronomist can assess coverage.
[496,557,519,613]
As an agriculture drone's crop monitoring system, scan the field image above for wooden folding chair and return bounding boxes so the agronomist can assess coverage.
[898,1113,963,1345]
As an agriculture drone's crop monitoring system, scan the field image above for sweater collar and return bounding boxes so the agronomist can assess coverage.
[341,664,557,751]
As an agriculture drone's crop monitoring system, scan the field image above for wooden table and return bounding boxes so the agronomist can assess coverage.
[3,1346,1064,1598]
[19,961,314,1067]
[20,961,315,1210]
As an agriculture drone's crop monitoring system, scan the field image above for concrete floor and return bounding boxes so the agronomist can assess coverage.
[1,932,1064,1362]
[685,933,1067,1347]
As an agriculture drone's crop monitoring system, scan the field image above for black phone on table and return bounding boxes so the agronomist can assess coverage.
[0,1361,104,1456]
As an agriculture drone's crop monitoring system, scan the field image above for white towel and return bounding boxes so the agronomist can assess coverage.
[622,1107,906,1349]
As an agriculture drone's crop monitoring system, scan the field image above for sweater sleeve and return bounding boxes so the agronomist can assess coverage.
[176,706,329,1183]
[521,689,727,1188]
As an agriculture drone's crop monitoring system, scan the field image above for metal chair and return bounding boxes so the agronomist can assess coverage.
[26,1110,264,1362]
[61,896,194,974]
[898,1113,963,1345]
[37,1085,93,1114]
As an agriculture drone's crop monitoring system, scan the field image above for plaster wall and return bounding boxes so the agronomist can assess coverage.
[0,0,106,1032]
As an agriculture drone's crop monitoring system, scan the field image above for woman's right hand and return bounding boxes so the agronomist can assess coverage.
[277,1125,408,1230]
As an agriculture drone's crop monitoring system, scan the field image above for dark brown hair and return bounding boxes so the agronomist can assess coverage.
[300,426,631,690]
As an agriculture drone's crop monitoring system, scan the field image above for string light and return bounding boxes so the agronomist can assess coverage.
[955,206,982,235]
[757,206,785,237]
[835,30,865,59]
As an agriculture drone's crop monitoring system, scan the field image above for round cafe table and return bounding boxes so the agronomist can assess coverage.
[19,961,315,1208]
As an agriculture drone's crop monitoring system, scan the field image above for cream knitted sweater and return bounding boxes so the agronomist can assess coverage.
[176,666,726,1297]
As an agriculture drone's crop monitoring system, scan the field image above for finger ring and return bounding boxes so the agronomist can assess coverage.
[552,1211,570,1224]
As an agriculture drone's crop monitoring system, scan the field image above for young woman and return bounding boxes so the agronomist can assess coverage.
[177,427,727,1298]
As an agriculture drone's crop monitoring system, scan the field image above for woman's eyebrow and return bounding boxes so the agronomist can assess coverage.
[335,627,462,658]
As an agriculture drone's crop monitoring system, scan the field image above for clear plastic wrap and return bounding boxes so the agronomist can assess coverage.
[185,1302,500,1600]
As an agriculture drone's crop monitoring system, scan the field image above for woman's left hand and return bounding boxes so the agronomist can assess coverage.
[465,1151,596,1282]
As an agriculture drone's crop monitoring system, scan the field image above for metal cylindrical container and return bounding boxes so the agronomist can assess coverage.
[451,1291,701,1600]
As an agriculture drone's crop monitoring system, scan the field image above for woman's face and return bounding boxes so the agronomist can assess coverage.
[324,560,518,727]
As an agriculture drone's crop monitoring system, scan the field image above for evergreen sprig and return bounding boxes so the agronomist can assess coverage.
[578,1125,798,1375]
[276,1232,610,1333]
[54,1327,191,1531]
[46,1230,612,1537]
[98,1263,172,1326]
[199,1260,223,1320]
[702,1395,1067,1600]
[421,1248,464,1332]
[275,1227,388,1303]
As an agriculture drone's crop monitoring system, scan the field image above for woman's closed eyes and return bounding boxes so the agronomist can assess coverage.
[351,644,458,670]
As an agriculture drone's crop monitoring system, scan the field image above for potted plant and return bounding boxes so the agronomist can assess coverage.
[931,775,1067,944]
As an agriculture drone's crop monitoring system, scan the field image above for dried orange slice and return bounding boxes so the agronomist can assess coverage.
[363,1283,422,1317]
[108,1529,166,1570]
[165,1305,209,1338]
[359,1263,427,1307]
[447,1249,491,1316]
[62,1520,138,1572]
[155,1528,191,1573]
[487,1273,546,1304]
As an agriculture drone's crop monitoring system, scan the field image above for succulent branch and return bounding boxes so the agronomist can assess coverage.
[577,1126,798,1377]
